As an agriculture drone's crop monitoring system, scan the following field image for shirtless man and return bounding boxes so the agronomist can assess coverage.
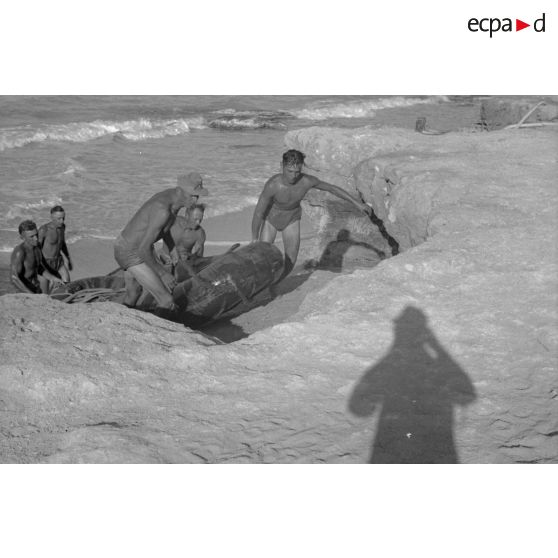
[114,172,208,311]
[169,204,206,262]
[38,205,72,293]
[164,204,207,281]
[10,220,65,293]
[251,149,372,281]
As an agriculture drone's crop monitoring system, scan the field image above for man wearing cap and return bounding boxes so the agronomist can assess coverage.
[114,172,208,312]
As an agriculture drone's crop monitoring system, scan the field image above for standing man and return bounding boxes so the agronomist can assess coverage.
[251,149,372,281]
[11,220,65,293]
[114,172,208,311]
[38,205,72,293]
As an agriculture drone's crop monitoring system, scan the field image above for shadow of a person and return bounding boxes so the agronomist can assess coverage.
[317,229,385,272]
[348,306,476,463]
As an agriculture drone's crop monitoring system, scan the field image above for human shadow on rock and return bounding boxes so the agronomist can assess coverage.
[348,305,476,463]
[315,229,386,272]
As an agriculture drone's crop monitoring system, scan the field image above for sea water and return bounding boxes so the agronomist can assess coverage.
[0,95,481,255]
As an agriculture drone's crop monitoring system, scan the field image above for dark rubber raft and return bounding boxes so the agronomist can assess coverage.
[172,241,283,323]
[51,242,284,325]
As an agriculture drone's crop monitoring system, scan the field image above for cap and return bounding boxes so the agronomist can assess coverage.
[177,172,208,196]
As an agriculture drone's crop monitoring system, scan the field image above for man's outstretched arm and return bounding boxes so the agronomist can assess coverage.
[138,206,176,291]
[251,180,274,241]
[179,230,209,285]
[38,225,47,249]
[192,229,206,257]
[310,177,371,215]
[61,236,72,270]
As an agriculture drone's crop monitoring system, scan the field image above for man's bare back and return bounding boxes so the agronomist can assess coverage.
[120,190,179,252]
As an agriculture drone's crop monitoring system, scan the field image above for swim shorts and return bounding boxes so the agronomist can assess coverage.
[114,235,145,270]
[266,204,302,231]
[12,277,40,294]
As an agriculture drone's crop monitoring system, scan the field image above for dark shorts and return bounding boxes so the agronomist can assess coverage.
[12,277,40,294]
[266,205,302,232]
[114,235,144,270]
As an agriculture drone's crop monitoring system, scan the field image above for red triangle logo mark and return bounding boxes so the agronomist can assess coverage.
[516,19,530,31]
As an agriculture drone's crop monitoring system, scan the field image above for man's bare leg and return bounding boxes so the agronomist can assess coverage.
[39,275,50,294]
[123,271,143,307]
[126,263,175,309]
[259,221,281,296]
[59,263,70,283]
[260,220,278,244]
[278,220,301,282]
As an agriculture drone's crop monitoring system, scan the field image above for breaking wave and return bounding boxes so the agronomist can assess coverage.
[209,118,287,130]
[204,196,259,218]
[292,96,449,120]
[0,116,207,151]
[0,243,16,253]
[6,197,64,221]
[208,109,290,130]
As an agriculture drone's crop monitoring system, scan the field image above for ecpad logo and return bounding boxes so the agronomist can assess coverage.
[468,13,546,37]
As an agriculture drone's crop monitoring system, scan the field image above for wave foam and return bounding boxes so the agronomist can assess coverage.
[293,96,449,120]
[204,196,259,218]
[209,117,286,130]
[6,197,64,221]
[58,158,87,179]
[0,116,207,151]
[209,109,290,130]
[0,243,15,253]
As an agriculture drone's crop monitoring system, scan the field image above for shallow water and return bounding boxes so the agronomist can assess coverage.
[0,95,482,249]
[0,95,482,295]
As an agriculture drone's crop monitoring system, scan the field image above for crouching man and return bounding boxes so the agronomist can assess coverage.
[113,172,208,312]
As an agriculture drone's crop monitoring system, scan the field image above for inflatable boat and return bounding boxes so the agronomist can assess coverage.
[51,241,284,326]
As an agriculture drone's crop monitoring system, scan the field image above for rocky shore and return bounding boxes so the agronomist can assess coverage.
[1,101,556,463]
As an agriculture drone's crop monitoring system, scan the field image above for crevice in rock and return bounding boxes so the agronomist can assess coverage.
[357,192,400,256]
